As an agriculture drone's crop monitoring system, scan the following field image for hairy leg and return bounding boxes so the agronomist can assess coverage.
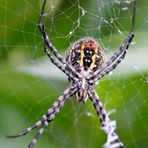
[88,87,124,148]
[88,32,134,84]
[38,0,82,80]
[7,84,78,148]
[87,0,136,84]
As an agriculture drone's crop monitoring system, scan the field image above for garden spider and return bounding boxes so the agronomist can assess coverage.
[7,0,136,148]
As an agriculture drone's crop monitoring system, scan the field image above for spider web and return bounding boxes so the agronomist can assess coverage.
[0,0,148,148]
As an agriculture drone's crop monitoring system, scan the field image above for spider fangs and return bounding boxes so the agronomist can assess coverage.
[66,38,104,102]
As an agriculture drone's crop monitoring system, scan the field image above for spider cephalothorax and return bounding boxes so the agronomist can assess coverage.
[66,38,104,102]
[7,0,136,148]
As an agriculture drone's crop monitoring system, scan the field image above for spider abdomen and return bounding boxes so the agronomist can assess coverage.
[66,37,104,74]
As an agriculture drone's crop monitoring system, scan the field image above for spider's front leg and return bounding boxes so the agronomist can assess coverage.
[87,0,136,84]
[38,0,82,81]
[44,45,80,82]
[88,87,124,148]
[88,32,134,84]
[7,84,78,148]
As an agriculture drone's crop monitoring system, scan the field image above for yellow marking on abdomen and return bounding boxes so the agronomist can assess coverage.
[79,49,84,67]
[79,42,85,67]
[90,54,96,69]
[90,48,98,70]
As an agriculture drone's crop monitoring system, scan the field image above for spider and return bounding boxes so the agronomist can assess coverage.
[7,0,136,148]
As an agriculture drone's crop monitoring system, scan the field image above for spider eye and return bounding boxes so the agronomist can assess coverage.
[83,57,92,68]
[84,48,95,57]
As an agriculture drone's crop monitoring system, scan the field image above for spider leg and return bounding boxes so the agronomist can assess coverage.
[38,0,82,80]
[88,32,134,84]
[44,45,79,81]
[38,0,64,64]
[7,84,78,148]
[6,120,43,138]
[131,0,136,33]
[88,87,124,148]
[6,112,51,139]
[28,123,48,148]
[87,0,136,84]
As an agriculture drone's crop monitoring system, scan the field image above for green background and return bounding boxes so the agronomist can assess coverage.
[0,0,148,148]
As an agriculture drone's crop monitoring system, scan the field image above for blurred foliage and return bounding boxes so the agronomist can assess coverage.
[0,0,148,148]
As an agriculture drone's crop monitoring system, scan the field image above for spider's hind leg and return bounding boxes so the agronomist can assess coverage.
[28,122,48,148]
[27,85,77,147]
[7,85,77,148]
[6,120,43,138]
[88,87,124,148]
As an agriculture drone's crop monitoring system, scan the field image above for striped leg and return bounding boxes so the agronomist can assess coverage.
[38,0,82,80]
[7,85,77,148]
[28,85,77,148]
[6,120,43,138]
[88,32,134,84]
[28,122,48,148]
[44,45,79,82]
[88,88,124,148]
[38,0,65,65]
[87,0,136,84]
